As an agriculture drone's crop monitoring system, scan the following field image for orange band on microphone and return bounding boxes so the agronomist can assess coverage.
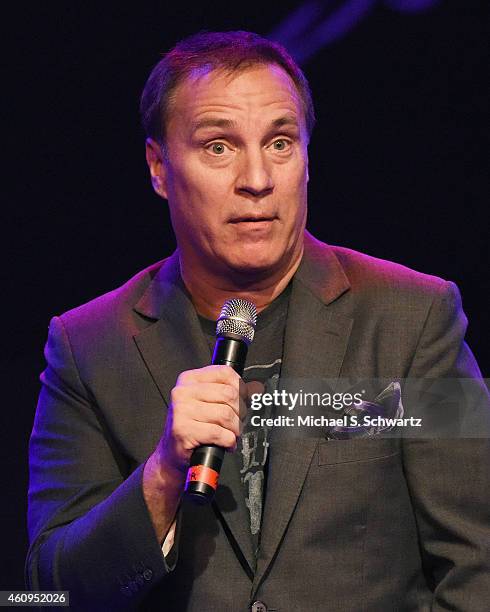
[186,464,219,490]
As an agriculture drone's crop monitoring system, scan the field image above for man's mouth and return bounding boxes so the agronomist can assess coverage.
[229,215,277,223]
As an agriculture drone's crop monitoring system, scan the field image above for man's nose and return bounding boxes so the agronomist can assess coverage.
[236,149,274,197]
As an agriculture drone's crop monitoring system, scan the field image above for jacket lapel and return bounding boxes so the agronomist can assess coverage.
[252,231,353,593]
[213,453,257,577]
[132,251,211,408]
[132,251,256,576]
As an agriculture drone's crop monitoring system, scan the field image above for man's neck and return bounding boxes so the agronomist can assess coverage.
[180,248,303,320]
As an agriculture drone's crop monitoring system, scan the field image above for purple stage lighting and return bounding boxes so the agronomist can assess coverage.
[269,0,443,65]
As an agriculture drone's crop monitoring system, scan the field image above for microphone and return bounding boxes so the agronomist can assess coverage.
[185,298,257,504]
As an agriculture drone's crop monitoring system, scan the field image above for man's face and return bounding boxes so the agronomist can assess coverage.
[147,63,309,280]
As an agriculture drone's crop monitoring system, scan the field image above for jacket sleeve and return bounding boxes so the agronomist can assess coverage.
[403,281,490,610]
[26,315,177,611]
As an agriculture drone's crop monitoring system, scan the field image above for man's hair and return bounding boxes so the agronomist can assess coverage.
[140,30,315,144]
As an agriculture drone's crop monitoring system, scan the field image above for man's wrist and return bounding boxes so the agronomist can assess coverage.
[142,451,185,543]
[144,450,186,493]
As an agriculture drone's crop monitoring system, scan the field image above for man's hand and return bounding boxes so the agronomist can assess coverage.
[142,365,252,543]
[158,364,243,473]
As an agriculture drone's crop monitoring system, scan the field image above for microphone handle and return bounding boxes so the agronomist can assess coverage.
[185,336,248,504]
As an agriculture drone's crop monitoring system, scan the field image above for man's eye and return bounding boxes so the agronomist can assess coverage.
[272,139,290,151]
[208,142,227,155]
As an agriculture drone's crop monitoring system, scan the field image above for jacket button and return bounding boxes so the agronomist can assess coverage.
[143,568,153,581]
[120,585,132,597]
[251,602,267,612]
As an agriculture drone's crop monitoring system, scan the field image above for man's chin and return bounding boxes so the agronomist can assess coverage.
[215,236,302,281]
[223,254,282,279]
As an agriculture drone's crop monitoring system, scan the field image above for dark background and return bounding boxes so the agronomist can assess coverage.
[3,0,488,589]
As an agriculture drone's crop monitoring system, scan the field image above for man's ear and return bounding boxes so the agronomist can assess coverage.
[145,138,168,199]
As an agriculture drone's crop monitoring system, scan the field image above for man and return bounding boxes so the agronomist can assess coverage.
[27,31,490,611]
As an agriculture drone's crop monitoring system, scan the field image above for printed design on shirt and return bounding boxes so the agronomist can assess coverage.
[240,369,280,536]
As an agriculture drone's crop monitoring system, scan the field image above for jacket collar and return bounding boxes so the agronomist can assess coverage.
[133,230,351,321]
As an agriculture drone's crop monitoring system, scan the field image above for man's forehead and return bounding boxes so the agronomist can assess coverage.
[170,63,304,125]
[190,114,301,134]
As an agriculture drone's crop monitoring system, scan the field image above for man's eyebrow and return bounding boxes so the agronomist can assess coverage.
[191,118,238,132]
[270,115,300,129]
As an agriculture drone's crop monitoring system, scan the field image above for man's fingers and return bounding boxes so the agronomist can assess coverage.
[177,365,241,387]
[170,371,265,446]
[190,421,237,451]
[187,402,241,437]
[183,381,239,411]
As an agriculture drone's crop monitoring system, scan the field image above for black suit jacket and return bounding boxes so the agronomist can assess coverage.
[26,232,490,611]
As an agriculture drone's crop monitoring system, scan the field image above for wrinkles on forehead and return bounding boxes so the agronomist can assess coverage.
[164,63,306,142]
[190,114,300,138]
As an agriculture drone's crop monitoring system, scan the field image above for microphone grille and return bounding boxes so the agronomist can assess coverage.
[216,298,257,344]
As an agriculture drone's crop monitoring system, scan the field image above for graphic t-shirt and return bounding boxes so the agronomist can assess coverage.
[198,285,291,559]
